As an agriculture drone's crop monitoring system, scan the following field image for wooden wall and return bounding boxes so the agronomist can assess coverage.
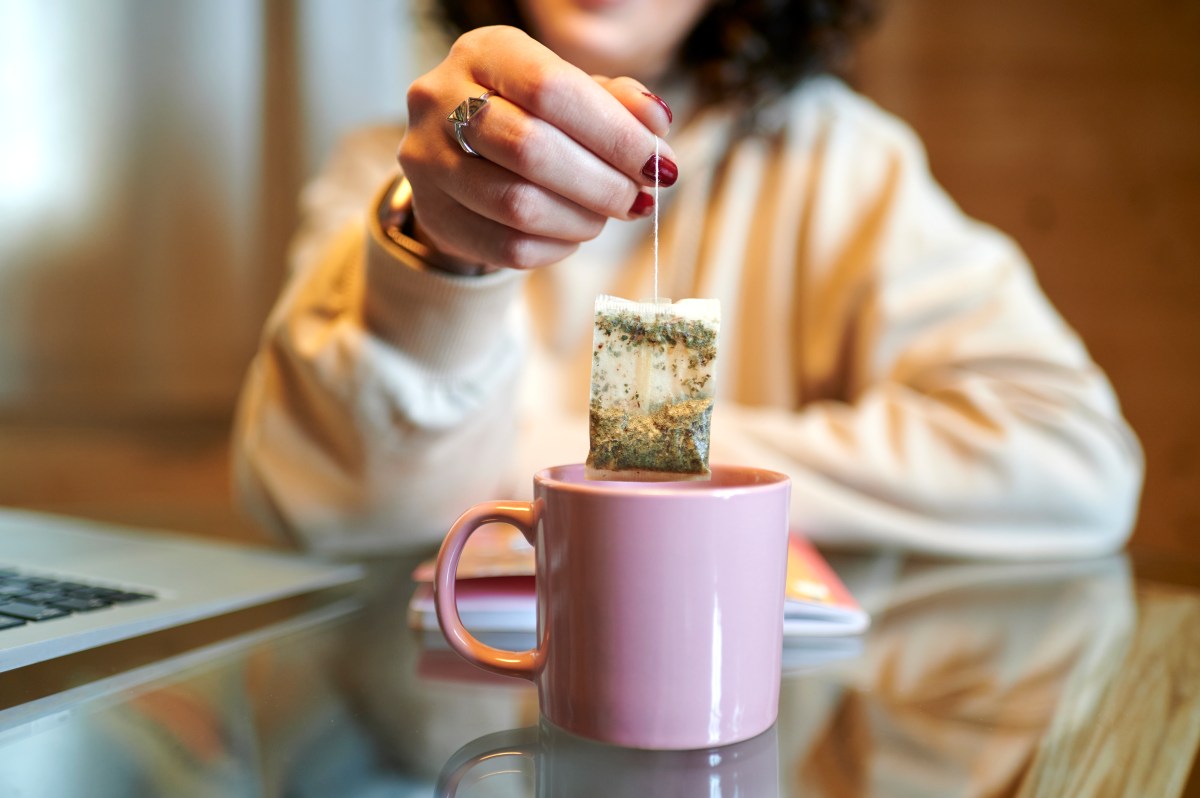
[855,0,1200,558]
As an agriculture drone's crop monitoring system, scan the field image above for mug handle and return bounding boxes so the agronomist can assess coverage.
[434,501,542,681]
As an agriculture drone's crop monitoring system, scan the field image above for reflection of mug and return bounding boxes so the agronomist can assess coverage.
[435,464,791,750]
[435,720,780,798]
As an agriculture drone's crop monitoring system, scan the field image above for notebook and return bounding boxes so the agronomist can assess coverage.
[0,507,361,673]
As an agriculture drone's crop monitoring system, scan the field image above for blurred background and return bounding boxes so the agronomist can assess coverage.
[0,0,1196,563]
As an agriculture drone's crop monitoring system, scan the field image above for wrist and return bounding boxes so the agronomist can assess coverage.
[377,176,497,277]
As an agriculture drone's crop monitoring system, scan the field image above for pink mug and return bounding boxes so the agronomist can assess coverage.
[434,463,791,750]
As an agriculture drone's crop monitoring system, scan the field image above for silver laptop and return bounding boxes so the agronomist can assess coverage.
[0,507,361,672]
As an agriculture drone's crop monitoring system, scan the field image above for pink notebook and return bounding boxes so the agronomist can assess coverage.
[409,525,868,638]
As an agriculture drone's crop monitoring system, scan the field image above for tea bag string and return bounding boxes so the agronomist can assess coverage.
[653,136,660,304]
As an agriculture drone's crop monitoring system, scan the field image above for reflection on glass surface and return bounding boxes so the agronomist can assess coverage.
[0,551,1135,797]
[0,597,406,797]
[436,720,778,797]
[778,553,1134,796]
[412,553,1134,797]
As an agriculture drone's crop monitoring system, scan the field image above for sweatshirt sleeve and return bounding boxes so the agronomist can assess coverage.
[232,128,528,555]
[710,90,1143,559]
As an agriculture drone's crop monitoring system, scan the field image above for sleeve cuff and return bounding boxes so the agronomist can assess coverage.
[364,196,526,376]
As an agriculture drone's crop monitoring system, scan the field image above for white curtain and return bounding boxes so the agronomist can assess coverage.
[0,0,434,419]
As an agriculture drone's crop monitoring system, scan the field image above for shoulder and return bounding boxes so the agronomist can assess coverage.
[765,76,930,173]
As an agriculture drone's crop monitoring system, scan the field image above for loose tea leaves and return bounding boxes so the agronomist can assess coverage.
[586,295,721,481]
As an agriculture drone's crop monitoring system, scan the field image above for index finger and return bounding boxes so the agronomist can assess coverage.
[461,26,677,187]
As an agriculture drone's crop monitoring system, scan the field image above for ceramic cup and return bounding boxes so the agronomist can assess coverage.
[434,463,791,750]
[435,719,780,797]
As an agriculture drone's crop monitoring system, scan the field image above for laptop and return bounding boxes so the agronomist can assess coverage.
[0,507,362,673]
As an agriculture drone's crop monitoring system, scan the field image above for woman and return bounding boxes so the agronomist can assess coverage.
[233,0,1143,558]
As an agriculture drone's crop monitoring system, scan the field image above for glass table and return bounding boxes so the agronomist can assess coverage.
[1,547,1197,797]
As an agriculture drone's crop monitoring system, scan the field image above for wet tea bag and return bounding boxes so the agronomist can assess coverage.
[586,295,721,480]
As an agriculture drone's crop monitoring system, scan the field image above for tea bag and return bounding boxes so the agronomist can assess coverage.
[586,295,721,480]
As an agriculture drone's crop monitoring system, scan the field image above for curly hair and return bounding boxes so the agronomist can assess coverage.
[430,0,877,108]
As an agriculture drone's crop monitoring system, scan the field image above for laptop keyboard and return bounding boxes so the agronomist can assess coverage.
[0,567,155,630]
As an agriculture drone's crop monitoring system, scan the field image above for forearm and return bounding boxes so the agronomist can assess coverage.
[234,201,528,554]
[712,361,1142,559]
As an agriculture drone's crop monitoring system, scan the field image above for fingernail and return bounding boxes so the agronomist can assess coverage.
[629,192,655,217]
[641,91,673,124]
[641,155,678,187]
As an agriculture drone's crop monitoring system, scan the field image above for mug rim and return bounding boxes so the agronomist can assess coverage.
[534,463,790,498]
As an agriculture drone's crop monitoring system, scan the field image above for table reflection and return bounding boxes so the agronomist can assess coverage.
[346,550,1133,795]
[777,553,1134,796]
[0,550,1136,797]
[436,720,779,797]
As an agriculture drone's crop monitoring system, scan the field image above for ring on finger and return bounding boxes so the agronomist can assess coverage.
[447,90,496,158]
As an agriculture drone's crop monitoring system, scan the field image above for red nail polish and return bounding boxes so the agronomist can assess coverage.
[641,155,678,187]
[629,192,655,216]
[641,91,673,124]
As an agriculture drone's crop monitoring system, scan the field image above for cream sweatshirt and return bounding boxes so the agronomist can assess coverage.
[233,77,1143,558]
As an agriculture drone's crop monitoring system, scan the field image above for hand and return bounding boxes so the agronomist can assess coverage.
[397,26,676,274]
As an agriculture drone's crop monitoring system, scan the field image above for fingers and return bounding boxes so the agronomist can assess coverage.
[440,155,608,241]
[452,93,652,220]
[405,146,653,268]
[398,25,678,271]
[411,182,581,271]
[460,27,677,188]
[594,76,672,138]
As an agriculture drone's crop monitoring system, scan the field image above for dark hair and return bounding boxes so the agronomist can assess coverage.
[431,0,877,109]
